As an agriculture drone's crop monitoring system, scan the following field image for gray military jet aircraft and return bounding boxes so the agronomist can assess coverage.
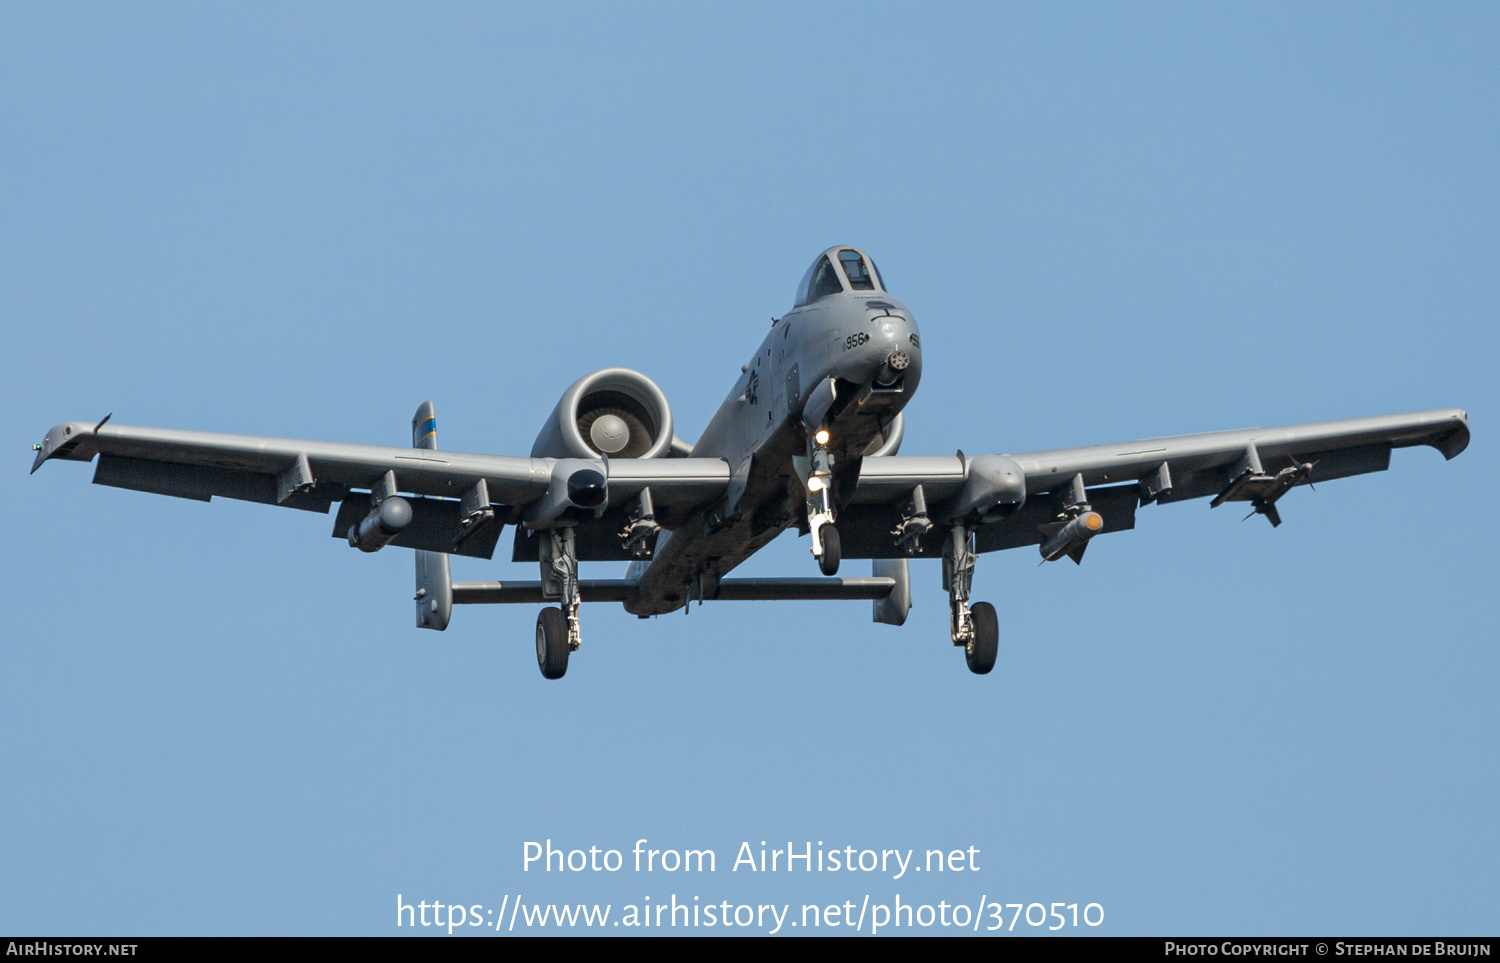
[31,246,1470,679]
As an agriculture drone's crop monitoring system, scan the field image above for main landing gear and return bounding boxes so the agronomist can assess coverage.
[536,607,570,679]
[943,522,998,675]
[536,527,582,680]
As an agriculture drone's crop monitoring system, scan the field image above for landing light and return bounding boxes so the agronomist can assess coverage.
[807,476,826,493]
[814,429,830,446]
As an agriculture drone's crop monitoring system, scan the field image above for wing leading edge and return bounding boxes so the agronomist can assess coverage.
[842,408,1468,558]
[31,407,1468,562]
[31,420,730,559]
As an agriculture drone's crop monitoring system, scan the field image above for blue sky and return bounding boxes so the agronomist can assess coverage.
[3,3,1495,935]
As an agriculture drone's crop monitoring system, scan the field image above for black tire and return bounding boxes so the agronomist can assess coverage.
[536,607,569,680]
[965,601,999,675]
[819,524,841,576]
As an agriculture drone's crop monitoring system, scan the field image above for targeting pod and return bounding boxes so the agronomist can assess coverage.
[1039,510,1103,563]
[348,496,412,553]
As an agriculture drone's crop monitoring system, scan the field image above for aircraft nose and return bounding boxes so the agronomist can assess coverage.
[869,315,921,379]
[829,304,922,391]
[873,316,902,342]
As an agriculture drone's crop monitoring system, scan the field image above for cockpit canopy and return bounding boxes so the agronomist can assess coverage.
[793,247,886,307]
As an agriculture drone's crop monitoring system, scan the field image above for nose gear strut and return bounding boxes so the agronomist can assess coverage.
[805,438,840,576]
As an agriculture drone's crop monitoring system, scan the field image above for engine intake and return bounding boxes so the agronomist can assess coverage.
[531,368,675,460]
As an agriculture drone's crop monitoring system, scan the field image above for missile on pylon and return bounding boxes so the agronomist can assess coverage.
[1039,510,1103,564]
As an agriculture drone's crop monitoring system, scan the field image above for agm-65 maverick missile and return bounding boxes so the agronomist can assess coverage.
[1039,510,1104,564]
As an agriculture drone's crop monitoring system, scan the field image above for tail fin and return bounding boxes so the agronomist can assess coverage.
[413,401,452,630]
[872,558,911,626]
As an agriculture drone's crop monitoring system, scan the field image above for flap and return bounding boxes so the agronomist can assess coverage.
[835,483,1138,558]
[94,454,344,513]
[511,509,659,562]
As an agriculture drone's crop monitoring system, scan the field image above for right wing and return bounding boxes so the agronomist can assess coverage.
[30,419,730,559]
[839,408,1469,558]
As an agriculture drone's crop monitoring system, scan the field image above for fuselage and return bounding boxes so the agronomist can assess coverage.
[626,246,922,615]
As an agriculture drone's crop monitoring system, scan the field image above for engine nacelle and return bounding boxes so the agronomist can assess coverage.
[531,368,675,460]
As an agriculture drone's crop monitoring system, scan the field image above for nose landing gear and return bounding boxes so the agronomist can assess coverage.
[816,523,841,576]
[806,435,841,576]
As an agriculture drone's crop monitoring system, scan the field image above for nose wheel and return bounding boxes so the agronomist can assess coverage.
[805,437,841,576]
[817,524,841,576]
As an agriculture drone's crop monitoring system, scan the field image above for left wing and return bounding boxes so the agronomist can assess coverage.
[839,408,1469,559]
[30,419,729,559]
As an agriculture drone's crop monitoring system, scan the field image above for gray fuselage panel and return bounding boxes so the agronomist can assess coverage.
[625,287,922,614]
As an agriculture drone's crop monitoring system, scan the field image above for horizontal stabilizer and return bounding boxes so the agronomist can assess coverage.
[452,576,898,605]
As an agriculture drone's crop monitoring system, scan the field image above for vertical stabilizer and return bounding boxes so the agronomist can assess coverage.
[413,400,452,630]
[872,558,911,626]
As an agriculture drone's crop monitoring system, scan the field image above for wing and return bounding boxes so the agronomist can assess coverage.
[30,420,729,559]
[840,408,1470,559]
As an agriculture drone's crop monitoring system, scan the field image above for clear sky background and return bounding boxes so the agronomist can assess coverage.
[3,2,1495,936]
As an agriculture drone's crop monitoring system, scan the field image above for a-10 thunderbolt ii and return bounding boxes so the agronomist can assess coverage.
[31,247,1470,679]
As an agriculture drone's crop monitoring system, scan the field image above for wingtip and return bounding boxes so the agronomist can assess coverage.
[1437,411,1470,460]
[30,420,99,474]
[30,434,53,474]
